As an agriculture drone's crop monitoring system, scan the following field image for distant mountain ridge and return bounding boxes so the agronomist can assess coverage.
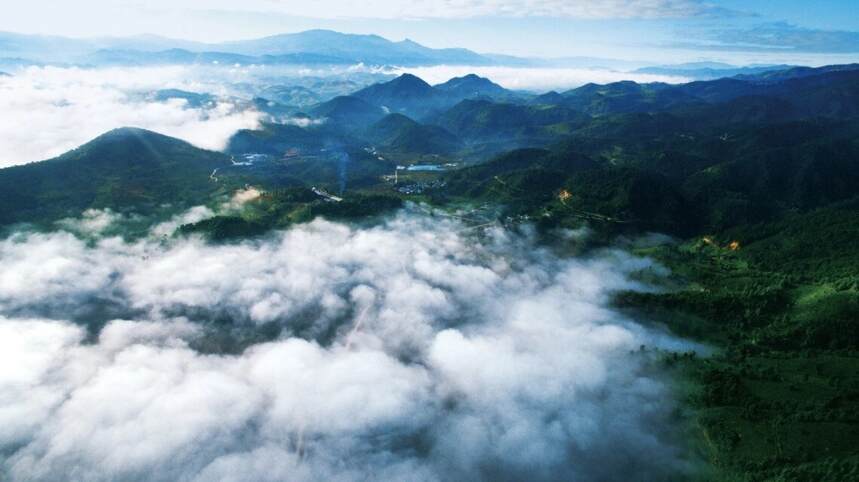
[542,63,859,118]
[635,62,795,80]
[0,29,498,67]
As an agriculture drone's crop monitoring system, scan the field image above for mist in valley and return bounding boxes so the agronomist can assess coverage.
[0,206,700,481]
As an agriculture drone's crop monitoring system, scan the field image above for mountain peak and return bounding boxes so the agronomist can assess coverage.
[435,74,507,97]
[0,127,229,226]
[351,74,443,118]
[393,73,431,86]
[92,126,174,142]
[355,74,435,99]
[438,73,494,85]
[66,127,205,160]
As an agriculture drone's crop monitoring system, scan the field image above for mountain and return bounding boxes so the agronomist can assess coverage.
[554,81,696,115]
[83,48,256,66]
[733,63,859,82]
[258,85,324,108]
[0,31,207,64]
[529,91,567,105]
[446,116,859,236]
[127,64,859,191]
[445,144,695,234]
[634,62,794,80]
[308,95,387,126]
[365,114,462,154]
[681,120,859,215]
[226,122,326,156]
[434,74,510,99]
[352,73,520,119]
[550,64,859,119]
[83,48,388,67]
[433,64,859,237]
[352,74,448,117]
[0,29,497,67]
[216,30,492,66]
[672,67,859,124]
[429,99,589,143]
[0,128,230,226]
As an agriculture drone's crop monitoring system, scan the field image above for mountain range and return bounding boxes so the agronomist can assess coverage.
[4,62,859,230]
[530,63,859,118]
[634,62,796,80]
[0,29,497,67]
[314,73,521,121]
[1,29,812,78]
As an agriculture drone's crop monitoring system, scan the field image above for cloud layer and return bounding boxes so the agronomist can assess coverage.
[204,0,729,20]
[0,209,698,481]
[691,22,859,54]
[0,66,261,167]
[10,0,730,21]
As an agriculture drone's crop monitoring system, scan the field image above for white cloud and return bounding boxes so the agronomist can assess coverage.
[56,209,125,236]
[191,0,722,20]
[281,117,327,128]
[221,187,264,213]
[151,206,218,238]
[4,0,730,30]
[0,66,262,168]
[0,209,701,481]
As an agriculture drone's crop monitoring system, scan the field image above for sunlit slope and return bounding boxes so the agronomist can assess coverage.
[0,127,231,225]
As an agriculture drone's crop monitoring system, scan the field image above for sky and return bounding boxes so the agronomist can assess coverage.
[2,0,859,64]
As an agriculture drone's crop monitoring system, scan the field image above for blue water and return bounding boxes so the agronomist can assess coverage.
[406,164,446,172]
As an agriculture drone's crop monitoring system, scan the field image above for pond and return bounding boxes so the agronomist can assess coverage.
[406,164,447,172]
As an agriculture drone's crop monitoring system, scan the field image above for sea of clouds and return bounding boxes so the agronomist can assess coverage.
[0,66,263,168]
[0,206,699,481]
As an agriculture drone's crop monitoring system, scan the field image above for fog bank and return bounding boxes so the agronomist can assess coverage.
[0,209,698,481]
[0,66,261,167]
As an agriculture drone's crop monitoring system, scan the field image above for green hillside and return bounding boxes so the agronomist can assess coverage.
[308,95,386,126]
[226,122,327,155]
[365,114,462,154]
[0,127,232,226]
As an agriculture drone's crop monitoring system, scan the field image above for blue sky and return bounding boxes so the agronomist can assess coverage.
[3,0,859,64]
